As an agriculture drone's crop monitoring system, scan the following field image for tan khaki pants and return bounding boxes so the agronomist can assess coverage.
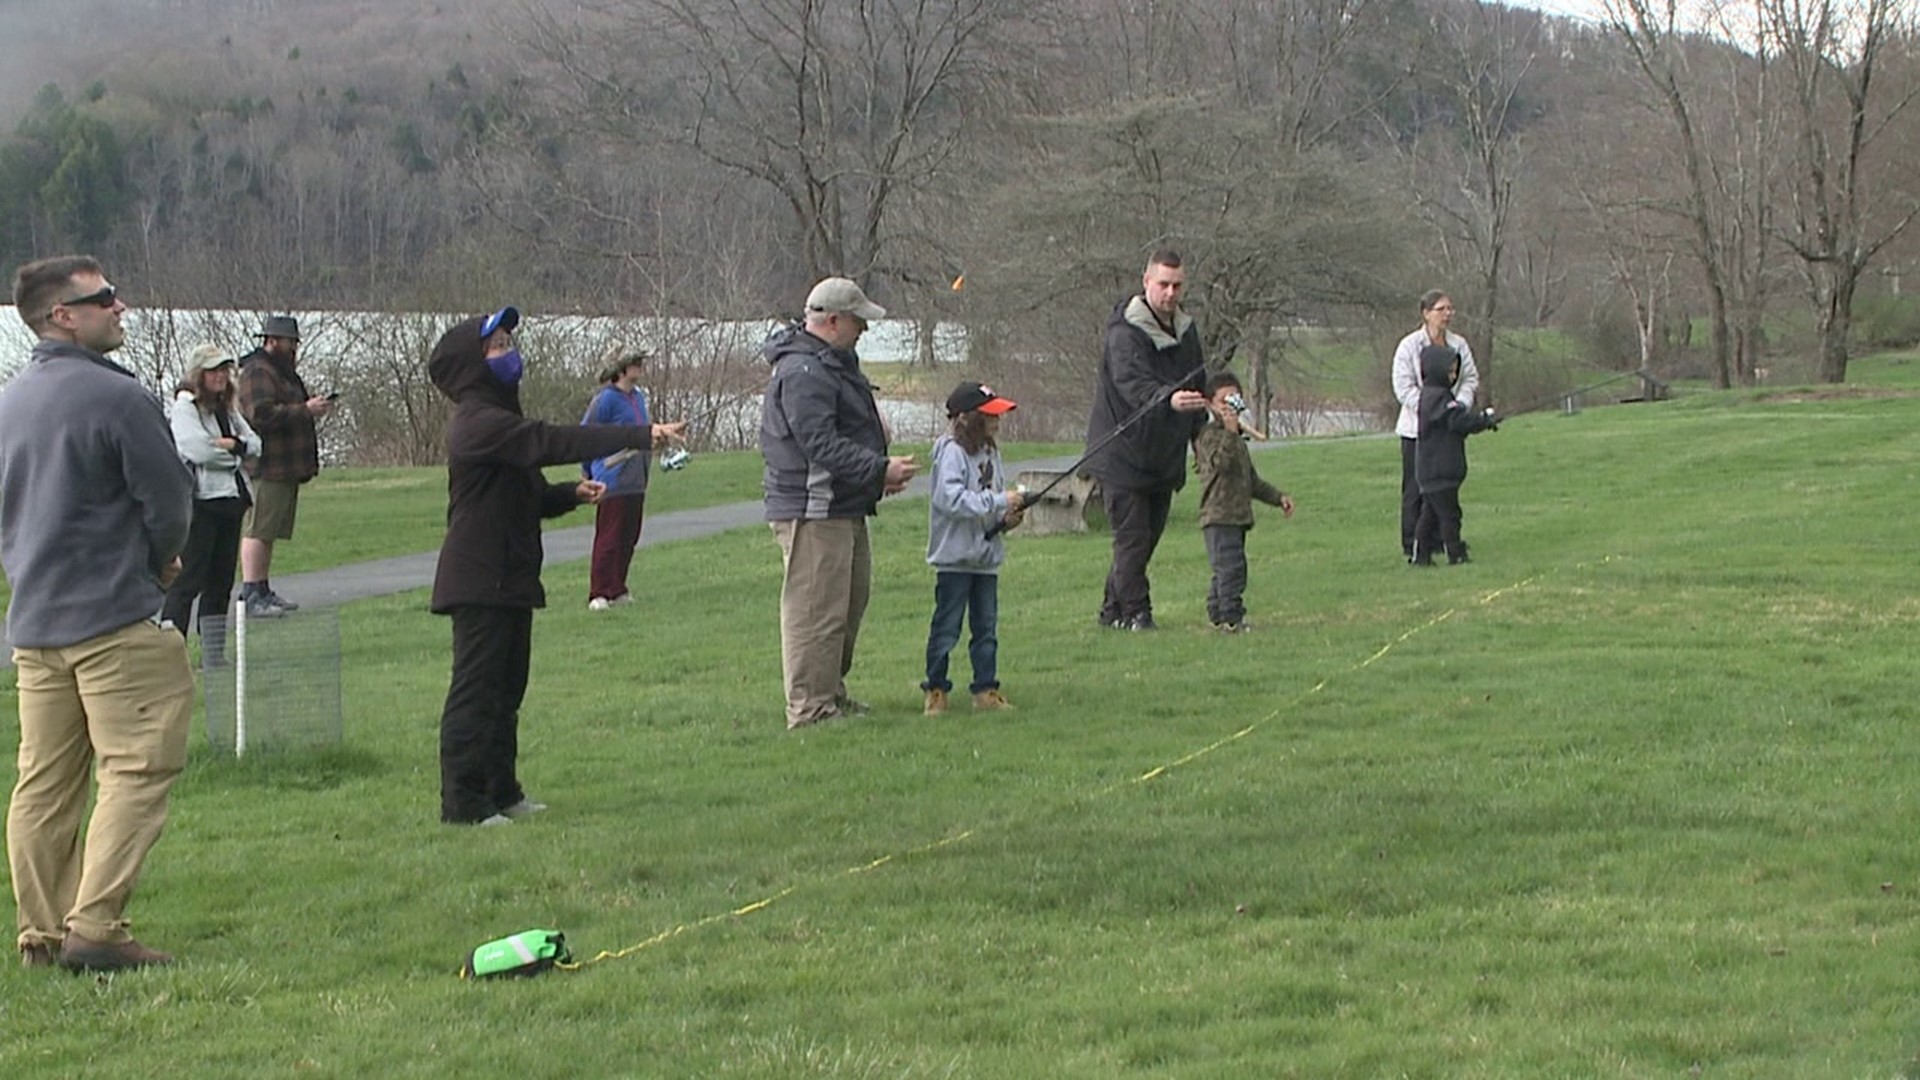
[771,518,871,728]
[9,620,194,948]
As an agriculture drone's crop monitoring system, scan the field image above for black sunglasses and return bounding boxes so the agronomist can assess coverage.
[55,284,118,310]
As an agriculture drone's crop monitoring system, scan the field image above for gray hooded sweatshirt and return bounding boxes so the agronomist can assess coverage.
[924,434,1012,573]
[0,340,192,648]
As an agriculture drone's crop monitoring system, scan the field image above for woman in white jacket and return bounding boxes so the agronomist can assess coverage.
[1391,290,1478,562]
[162,344,263,647]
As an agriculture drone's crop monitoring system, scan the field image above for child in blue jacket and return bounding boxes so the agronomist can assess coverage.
[921,382,1027,715]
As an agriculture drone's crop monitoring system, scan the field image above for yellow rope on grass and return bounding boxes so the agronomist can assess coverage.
[548,572,1545,975]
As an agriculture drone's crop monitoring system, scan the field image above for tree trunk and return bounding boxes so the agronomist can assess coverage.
[1815,266,1858,383]
[1246,335,1271,439]
[1702,274,1733,390]
[1476,278,1499,409]
[916,316,937,367]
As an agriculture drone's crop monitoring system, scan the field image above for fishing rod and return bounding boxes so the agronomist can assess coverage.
[1493,368,1664,422]
[984,362,1207,539]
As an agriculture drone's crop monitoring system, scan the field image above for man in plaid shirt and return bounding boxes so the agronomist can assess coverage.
[237,315,334,616]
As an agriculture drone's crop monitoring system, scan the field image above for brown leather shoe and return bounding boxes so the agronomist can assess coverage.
[20,942,56,969]
[58,933,173,972]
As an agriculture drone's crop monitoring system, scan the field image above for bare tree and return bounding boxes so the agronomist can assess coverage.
[1759,0,1919,382]
[1516,229,1570,326]
[521,0,1038,301]
[1400,0,1544,404]
[1604,0,1741,387]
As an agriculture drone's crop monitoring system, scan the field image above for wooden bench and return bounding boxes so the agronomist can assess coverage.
[1011,470,1106,536]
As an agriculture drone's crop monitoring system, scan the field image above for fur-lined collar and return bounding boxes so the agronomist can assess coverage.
[1124,295,1192,349]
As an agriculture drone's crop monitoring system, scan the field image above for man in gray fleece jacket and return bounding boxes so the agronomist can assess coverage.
[0,255,195,972]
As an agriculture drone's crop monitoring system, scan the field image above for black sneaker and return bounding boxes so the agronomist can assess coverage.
[1099,613,1127,630]
[264,589,300,612]
[1127,613,1158,632]
[242,593,286,618]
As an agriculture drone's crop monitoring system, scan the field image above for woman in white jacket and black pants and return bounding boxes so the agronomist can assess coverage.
[162,344,262,645]
[1391,290,1478,562]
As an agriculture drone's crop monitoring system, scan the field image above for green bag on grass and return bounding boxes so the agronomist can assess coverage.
[461,929,571,979]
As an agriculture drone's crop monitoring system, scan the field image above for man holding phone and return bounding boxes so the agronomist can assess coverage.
[236,315,333,617]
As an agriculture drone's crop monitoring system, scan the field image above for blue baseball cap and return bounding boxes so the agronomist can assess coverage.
[480,306,520,339]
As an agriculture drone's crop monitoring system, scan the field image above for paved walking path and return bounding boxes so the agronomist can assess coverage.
[267,437,1341,609]
[3,440,1334,666]
[242,453,1093,610]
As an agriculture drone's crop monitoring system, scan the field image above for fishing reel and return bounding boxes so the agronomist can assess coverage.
[1220,391,1269,440]
[660,447,692,471]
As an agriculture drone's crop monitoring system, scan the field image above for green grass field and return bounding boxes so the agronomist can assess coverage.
[4,363,1920,1076]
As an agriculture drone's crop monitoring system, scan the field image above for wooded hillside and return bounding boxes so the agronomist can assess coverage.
[4,0,1917,402]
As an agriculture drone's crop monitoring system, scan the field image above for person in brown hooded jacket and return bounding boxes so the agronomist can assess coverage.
[427,307,684,825]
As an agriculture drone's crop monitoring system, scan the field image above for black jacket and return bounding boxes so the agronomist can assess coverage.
[758,323,889,521]
[1414,345,1497,494]
[1084,296,1207,492]
[428,315,654,612]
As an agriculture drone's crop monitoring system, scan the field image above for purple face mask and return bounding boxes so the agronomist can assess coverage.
[487,348,524,387]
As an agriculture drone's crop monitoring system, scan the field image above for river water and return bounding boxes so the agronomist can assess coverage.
[0,305,1380,450]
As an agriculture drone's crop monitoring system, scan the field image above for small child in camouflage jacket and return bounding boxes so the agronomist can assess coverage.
[1192,371,1294,632]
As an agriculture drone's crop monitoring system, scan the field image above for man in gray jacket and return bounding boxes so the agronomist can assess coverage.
[0,256,195,972]
[760,277,917,729]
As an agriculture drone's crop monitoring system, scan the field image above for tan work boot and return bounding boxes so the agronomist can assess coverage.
[972,689,1013,711]
[923,688,948,716]
[58,933,173,972]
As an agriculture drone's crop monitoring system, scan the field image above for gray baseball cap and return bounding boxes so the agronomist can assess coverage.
[804,277,886,321]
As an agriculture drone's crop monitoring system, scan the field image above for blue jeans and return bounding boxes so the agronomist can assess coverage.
[922,571,999,694]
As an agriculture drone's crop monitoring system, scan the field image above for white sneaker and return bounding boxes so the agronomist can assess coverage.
[610,594,635,606]
[501,799,547,819]
[477,814,513,827]
[587,597,613,612]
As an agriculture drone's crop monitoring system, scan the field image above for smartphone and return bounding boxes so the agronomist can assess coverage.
[325,391,341,401]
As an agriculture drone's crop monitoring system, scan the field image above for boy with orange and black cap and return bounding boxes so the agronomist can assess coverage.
[920,382,1026,715]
